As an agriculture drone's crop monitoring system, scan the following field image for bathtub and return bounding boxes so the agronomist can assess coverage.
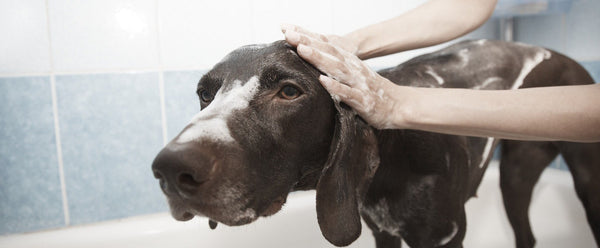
[0,164,596,248]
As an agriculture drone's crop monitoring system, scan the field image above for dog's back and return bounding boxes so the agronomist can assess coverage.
[379,39,594,89]
[378,39,595,197]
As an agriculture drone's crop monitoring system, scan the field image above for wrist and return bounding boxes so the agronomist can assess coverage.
[389,85,423,130]
[343,29,374,59]
[344,25,407,60]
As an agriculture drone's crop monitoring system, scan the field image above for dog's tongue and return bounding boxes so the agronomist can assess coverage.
[208,219,218,230]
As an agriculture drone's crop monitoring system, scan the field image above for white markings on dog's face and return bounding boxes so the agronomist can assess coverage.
[476,39,487,46]
[233,208,257,223]
[437,222,458,246]
[176,76,260,144]
[425,66,445,85]
[512,47,551,89]
[478,137,495,168]
[218,185,257,223]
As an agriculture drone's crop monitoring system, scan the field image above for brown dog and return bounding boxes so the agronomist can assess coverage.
[152,40,600,247]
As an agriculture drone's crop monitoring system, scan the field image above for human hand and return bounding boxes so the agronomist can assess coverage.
[281,24,410,129]
[280,24,359,55]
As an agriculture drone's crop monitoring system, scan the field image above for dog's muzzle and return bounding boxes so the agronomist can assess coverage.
[151,142,219,200]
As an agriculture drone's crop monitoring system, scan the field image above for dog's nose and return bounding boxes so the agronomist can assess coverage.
[151,144,214,197]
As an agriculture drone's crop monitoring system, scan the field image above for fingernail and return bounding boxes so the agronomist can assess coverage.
[319,74,329,82]
[297,44,312,56]
[331,94,341,102]
[319,75,332,87]
[286,30,300,43]
[280,23,294,33]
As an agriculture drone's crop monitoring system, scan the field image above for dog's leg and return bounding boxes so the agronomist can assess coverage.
[373,230,403,248]
[362,214,403,248]
[433,208,466,248]
[499,140,559,248]
[557,142,600,246]
[399,208,466,248]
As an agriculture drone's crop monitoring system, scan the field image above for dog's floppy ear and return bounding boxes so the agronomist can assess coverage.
[316,101,379,247]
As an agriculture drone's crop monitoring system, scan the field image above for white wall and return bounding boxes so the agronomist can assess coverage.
[0,0,507,76]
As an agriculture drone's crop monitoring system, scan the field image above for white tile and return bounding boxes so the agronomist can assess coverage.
[251,0,334,44]
[342,4,498,69]
[158,0,253,69]
[0,0,51,74]
[48,0,159,72]
[365,18,500,69]
[331,0,426,35]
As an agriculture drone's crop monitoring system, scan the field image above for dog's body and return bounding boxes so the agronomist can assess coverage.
[361,40,600,247]
[152,40,600,248]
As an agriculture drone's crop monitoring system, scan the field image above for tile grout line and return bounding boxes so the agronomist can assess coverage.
[45,0,70,226]
[561,14,566,58]
[0,66,207,78]
[0,60,599,79]
[156,0,168,146]
[50,74,70,226]
[159,73,168,146]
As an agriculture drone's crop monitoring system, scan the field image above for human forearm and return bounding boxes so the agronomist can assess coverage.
[283,26,600,142]
[402,84,600,142]
[346,0,497,59]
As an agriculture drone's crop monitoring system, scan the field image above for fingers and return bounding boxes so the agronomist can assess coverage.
[299,45,353,84]
[281,24,367,83]
[284,29,343,60]
[319,75,366,110]
[281,24,329,43]
[282,24,345,63]
[284,30,356,85]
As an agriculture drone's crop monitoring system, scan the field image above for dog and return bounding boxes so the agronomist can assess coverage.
[152,40,600,248]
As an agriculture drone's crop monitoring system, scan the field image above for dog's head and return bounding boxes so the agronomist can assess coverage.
[151,41,379,246]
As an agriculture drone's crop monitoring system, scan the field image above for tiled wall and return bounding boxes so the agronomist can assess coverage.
[0,0,598,235]
[513,0,600,170]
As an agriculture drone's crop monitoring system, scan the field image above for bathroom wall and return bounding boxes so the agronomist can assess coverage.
[0,0,597,235]
[512,0,600,170]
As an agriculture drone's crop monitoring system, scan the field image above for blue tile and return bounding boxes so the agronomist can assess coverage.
[546,155,568,171]
[564,0,600,61]
[549,155,560,169]
[55,73,167,225]
[464,18,500,40]
[0,77,64,234]
[492,145,502,161]
[581,60,600,83]
[555,155,569,171]
[515,14,565,53]
[163,70,205,140]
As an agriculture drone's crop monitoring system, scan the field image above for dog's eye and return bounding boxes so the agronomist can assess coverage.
[199,90,214,103]
[279,85,301,100]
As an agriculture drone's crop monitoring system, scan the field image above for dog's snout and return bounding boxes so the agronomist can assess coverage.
[152,169,170,192]
[151,144,215,196]
[177,172,204,191]
[153,169,163,179]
